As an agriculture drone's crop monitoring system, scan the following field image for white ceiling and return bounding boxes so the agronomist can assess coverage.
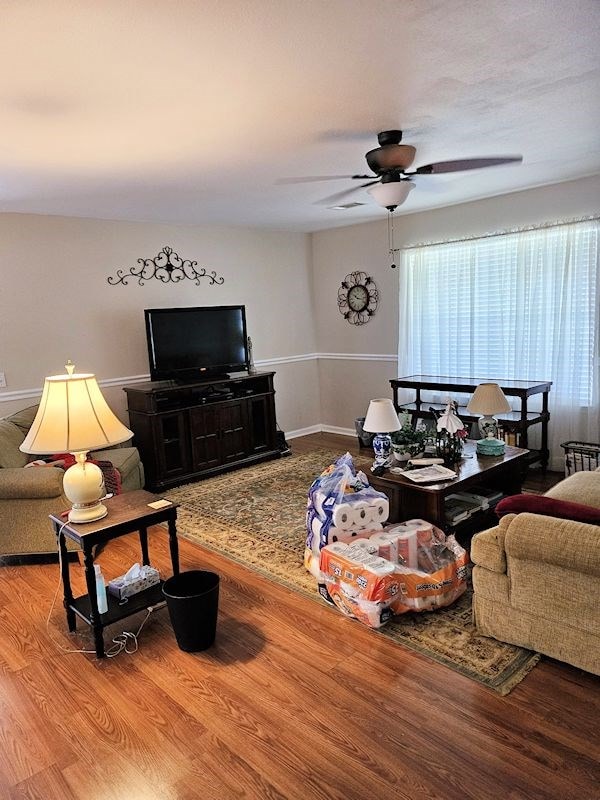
[1,0,599,232]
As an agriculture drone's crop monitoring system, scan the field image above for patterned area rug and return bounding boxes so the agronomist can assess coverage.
[166,448,540,695]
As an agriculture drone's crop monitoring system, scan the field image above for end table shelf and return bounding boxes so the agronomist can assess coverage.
[70,581,166,628]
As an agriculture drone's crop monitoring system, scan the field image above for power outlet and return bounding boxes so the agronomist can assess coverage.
[0,372,6,388]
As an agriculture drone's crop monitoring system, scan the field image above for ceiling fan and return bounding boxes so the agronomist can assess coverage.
[281,130,522,210]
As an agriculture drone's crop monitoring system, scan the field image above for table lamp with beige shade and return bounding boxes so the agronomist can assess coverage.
[19,362,133,523]
[467,382,512,455]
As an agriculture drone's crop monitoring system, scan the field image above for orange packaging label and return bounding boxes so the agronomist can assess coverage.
[319,548,401,603]
[395,553,469,599]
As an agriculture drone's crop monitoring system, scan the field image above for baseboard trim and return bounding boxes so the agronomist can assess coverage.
[321,425,356,438]
[0,551,80,566]
[286,424,356,440]
[286,424,322,439]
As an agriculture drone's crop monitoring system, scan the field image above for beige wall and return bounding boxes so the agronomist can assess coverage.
[311,174,600,431]
[1,174,598,443]
[0,213,317,433]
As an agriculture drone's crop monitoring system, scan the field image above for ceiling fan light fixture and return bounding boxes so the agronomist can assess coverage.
[368,180,414,210]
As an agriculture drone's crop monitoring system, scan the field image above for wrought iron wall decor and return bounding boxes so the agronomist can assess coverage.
[337,271,379,325]
[107,246,225,286]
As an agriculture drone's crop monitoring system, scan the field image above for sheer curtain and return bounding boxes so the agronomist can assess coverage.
[398,219,600,470]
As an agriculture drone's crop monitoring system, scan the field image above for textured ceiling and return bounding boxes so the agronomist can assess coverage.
[1,0,599,231]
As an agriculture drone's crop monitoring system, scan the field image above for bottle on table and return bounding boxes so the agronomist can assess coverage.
[94,564,108,614]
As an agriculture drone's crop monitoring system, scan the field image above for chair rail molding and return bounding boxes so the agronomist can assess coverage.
[317,352,397,362]
[0,353,396,405]
[0,375,150,405]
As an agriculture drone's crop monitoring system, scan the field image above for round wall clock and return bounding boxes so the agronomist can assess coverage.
[337,271,379,325]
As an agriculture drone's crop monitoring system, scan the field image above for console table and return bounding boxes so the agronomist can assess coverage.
[390,375,551,470]
[124,371,280,491]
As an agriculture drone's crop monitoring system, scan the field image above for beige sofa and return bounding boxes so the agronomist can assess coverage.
[0,406,144,561]
[471,468,600,675]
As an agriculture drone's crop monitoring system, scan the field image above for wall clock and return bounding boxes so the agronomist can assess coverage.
[337,271,379,325]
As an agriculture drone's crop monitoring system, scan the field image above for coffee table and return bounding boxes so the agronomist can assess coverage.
[369,440,529,531]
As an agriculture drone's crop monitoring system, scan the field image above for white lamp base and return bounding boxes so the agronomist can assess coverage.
[63,454,107,524]
[67,502,108,524]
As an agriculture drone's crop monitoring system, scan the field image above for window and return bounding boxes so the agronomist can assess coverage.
[398,219,600,467]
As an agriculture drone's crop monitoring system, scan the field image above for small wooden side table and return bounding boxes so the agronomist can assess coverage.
[50,489,179,658]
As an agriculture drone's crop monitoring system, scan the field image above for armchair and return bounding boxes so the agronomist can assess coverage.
[0,406,144,562]
[471,468,600,675]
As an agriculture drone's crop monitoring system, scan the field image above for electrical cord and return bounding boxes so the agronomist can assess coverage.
[46,522,158,658]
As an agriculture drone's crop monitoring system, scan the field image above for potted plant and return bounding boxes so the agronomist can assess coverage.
[390,417,430,462]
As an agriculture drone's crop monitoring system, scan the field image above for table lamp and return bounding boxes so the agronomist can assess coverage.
[467,382,511,455]
[19,362,133,523]
[363,398,401,467]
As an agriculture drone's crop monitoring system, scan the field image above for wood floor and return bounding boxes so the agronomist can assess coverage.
[0,434,598,800]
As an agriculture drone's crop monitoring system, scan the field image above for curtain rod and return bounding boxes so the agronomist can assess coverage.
[400,214,600,251]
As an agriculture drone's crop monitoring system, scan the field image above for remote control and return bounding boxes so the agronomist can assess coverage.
[408,457,445,466]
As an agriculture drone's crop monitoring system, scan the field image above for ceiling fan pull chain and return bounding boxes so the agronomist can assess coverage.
[388,210,398,269]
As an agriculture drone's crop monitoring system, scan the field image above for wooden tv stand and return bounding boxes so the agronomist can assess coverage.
[123,372,280,492]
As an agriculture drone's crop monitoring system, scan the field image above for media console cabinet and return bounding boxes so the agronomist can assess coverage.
[123,371,279,492]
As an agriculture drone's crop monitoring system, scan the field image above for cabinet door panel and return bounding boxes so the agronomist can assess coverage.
[155,413,190,479]
[190,406,221,470]
[219,401,249,463]
[247,395,276,454]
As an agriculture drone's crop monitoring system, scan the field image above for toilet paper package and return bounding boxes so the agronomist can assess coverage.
[318,520,469,626]
[318,540,402,628]
[304,452,390,581]
[378,522,469,614]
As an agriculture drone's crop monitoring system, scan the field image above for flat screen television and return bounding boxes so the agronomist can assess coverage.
[145,305,249,382]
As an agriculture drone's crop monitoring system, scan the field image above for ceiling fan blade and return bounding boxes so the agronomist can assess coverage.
[314,181,380,206]
[276,174,374,185]
[410,156,522,175]
[409,174,455,193]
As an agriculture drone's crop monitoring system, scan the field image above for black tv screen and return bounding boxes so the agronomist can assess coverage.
[145,306,249,381]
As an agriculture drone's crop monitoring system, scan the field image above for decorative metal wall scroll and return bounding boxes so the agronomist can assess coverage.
[107,246,225,286]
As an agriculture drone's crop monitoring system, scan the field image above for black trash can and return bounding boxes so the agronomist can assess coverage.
[162,570,220,652]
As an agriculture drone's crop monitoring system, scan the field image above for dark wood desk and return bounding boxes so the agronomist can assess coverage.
[369,440,529,532]
[391,375,551,469]
[50,489,179,658]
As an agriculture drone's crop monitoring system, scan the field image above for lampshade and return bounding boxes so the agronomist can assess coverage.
[467,383,511,416]
[20,373,132,454]
[20,367,133,523]
[367,180,414,210]
[363,399,401,434]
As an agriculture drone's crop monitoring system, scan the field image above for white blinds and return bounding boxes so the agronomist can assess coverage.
[398,219,600,468]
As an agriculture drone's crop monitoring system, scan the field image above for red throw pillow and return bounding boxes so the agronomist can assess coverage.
[496,494,600,524]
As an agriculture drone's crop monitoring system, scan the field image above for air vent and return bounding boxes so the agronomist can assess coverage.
[327,202,366,210]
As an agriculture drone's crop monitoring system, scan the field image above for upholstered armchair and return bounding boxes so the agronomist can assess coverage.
[0,406,144,562]
[471,468,600,675]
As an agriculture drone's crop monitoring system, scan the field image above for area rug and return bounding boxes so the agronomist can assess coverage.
[166,448,540,695]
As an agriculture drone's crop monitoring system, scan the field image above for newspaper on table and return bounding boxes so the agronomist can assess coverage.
[402,464,457,483]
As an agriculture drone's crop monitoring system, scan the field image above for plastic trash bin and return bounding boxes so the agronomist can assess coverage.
[162,570,220,652]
